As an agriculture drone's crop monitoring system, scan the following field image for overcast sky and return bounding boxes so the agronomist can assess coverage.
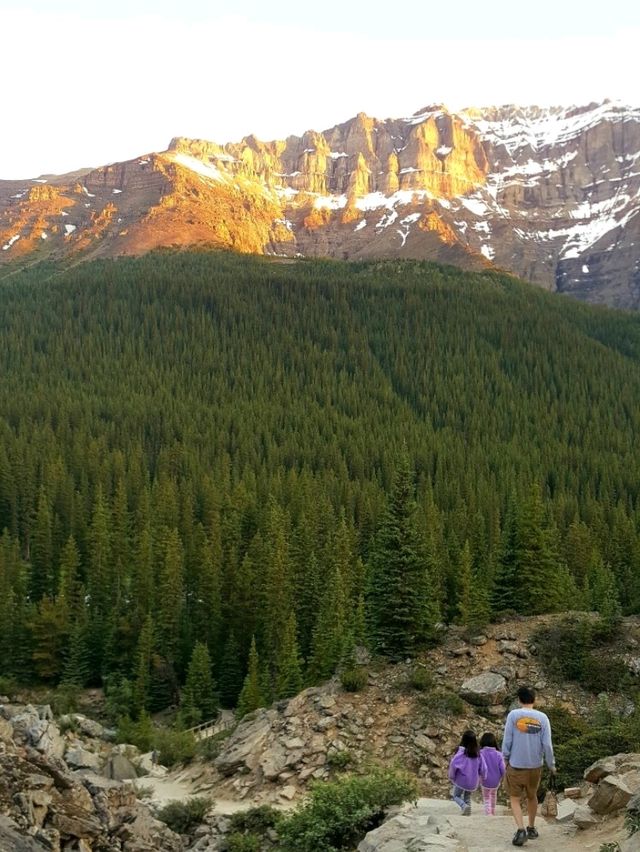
[1,0,638,178]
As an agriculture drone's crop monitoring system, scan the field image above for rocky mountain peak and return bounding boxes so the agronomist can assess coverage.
[2,98,640,308]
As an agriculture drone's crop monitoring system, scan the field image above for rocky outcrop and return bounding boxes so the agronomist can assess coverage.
[0,703,184,851]
[2,101,640,309]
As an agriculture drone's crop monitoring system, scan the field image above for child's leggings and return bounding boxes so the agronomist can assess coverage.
[481,786,497,814]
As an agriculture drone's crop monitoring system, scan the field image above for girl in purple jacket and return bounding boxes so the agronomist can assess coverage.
[479,732,506,815]
[448,729,485,815]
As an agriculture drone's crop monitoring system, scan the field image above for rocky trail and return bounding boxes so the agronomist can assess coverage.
[358,798,627,852]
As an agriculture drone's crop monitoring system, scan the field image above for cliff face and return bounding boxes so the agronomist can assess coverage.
[2,100,640,309]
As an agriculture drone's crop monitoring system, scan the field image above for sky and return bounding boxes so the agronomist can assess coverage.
[1,0,639,179]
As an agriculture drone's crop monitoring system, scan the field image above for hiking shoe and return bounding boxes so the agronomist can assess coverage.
[462,804,471,816]
[512,829,528,846]
[527,826,539,839]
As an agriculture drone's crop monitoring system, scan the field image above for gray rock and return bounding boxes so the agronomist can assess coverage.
[65,745,103,772]
[459,672,507,706]
[584,756,617,783]
[573,804,600,829]
[357,800,459,851]
[72,714,106,740]
[27,719,65,760]
[414,733,437,754]
[555,798,577,822]
[214,711,274,775]
[0,817,49,851]
[104,754,138,781]
[588,774,633,814]
[259,743,288,781]
[621,833,640,852]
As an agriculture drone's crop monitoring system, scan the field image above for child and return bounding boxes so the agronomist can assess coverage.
[479,732,506,815]
[448,729,485,815]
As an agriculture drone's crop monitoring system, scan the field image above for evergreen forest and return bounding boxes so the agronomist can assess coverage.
[1,250,640,719]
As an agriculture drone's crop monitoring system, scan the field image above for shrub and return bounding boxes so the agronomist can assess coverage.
[407,666,433,692]
[0,675,17,698]
[423,689,464,717]
[533,616,633,694]
[554,725,636,789]
[327,749,353,771]
[227,833,261,852]
[45,683,81,715]
[116,712,155,753]
[625,809,640,837]
[340,668,368,692]
[157,797,211,834]
[153,726,197,766]
[228,805,282,835]
[544,704,588,746]
[278,769,418,852]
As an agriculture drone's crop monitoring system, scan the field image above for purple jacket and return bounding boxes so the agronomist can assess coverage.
[448,746,486,791]
[480,746,506,789]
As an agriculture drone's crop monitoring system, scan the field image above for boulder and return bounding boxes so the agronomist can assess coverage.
[357,802,459,851]
[584,753,640,783]
[555,798,577,822]
[65,745,103,772]
[588,774,633,814]
[584,756,617,783]
[72,714,106,740]
[259,743,288,780]
[27,719,66,760]
[573,804,599,829]
[459,672,507,706]
[621,834,640,852]
[104,753,138,781]
[414,733,437,754]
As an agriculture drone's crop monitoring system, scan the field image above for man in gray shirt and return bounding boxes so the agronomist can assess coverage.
[502,686,556,846]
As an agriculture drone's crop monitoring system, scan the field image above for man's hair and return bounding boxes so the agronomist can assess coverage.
[517,686,536,704]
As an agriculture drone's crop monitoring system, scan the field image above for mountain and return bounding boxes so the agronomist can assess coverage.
[1,100,640,307]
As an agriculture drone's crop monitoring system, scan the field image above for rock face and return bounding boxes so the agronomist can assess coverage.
[0,703,184,851]
[2,101,640,310]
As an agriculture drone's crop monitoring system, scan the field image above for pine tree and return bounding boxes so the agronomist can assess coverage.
[517,485,566,614]
[133,614,155,715]
[236,637,264,718]
[367,456,434,658]
[57,534,82,614]
[457,540,491,633]
[306,522,350,681]
[491,496,520,615]
[30,485,53,601]
[181,641,217,725]
[218,632,244,709]
[275,612,303,699]
[192,526,222,660]
[157,528,184,666]
[62,600,90,687]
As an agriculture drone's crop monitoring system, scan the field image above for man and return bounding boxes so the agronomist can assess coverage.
[502,686,555,847]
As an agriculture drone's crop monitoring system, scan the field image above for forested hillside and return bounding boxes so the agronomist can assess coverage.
[1,251,640,718]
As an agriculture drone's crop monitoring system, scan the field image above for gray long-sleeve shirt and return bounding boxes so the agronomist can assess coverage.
[501,707,555,769]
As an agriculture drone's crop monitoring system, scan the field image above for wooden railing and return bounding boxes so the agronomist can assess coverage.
[186,710,235,741]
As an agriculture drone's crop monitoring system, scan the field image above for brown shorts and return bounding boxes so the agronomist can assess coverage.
[505,765,542,799]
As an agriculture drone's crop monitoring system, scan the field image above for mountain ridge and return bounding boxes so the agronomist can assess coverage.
[2,99,640,308]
